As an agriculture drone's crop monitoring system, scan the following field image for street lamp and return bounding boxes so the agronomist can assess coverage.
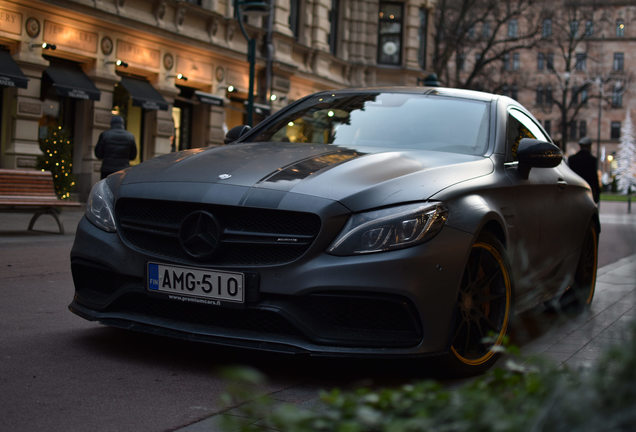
[234,0,269,126]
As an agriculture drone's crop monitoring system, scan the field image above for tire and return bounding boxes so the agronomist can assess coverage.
[446,232,513,376]
[559,222,598,312]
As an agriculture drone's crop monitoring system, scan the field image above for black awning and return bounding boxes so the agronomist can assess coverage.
[119,77,168,111]
[43,62,100,100]
[0,49,29,89]
[195,91,224,106]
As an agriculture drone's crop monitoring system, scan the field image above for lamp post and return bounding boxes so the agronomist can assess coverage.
[233,1,269,127]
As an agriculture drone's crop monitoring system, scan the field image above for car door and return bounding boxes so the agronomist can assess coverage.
[503,108,569,305]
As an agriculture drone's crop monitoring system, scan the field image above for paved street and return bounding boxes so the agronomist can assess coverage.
[1,201,635,432]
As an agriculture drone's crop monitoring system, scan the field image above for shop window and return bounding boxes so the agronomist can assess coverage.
[172,100,193,151]
[377,2,403,66]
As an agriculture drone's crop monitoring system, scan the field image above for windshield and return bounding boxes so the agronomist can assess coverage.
[251,92,490,156]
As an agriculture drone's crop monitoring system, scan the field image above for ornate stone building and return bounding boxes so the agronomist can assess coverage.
[0,0,435,199]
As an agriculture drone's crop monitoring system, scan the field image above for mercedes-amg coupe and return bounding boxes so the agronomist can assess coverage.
[70,87,599,375]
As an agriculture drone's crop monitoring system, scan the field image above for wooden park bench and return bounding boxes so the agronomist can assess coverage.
[0,168,81,234]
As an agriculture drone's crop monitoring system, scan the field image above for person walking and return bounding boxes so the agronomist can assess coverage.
[95,115,137,179]
[568,136,600,203]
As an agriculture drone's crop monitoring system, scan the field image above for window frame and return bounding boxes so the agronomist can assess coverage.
[377,2,404,66]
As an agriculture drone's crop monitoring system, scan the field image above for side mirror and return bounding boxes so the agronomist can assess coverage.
[517,138,562,178]
[224,125,251,144]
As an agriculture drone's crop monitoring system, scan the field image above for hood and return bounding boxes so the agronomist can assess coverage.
[119,142,493,211]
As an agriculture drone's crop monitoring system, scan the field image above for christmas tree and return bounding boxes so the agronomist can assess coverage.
[36,126,76,200]
[616,111,635,194]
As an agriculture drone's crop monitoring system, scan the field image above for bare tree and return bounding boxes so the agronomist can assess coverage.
[432,0,542,90]
[534,2,597,153]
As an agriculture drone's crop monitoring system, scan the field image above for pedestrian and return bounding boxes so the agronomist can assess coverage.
[568,136,600,203]
[95,115,137,179]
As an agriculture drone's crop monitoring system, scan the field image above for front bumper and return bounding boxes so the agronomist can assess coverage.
[70,216,473,357]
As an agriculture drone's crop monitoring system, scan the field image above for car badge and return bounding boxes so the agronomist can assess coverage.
[218,174,232,180]
[178,211,222,259]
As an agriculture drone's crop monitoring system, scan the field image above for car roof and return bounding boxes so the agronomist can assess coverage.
[317,86,499,103]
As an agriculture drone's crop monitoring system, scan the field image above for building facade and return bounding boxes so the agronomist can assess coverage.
[449,0,634,180]
[0,0,435,200]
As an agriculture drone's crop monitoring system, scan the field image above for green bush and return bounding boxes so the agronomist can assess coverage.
[221,323,636,432]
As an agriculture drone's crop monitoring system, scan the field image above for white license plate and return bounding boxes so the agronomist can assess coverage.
[147,262,244,304]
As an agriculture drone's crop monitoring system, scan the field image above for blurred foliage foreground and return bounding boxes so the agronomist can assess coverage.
[221,323,636,432]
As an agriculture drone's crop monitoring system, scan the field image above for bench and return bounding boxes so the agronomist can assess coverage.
[0,168,81,234]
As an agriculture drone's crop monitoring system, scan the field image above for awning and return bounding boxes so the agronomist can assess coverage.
[0,49,29,89]
[119,77,168,110]
[43,62,100,100]
[195,90,224,106]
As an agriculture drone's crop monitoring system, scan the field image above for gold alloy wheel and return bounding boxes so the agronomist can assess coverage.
[450,237,512,367]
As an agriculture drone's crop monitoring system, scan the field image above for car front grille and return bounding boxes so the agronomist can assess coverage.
[115,198,321,266]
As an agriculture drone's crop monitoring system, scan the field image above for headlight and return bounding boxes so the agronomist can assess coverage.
[328,203,447,256]
[86,179,117,232]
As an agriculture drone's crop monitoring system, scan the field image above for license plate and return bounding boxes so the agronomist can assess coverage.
[147,262,244,304]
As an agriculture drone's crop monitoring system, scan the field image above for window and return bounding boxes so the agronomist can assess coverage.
[546,53,554,70]
[289,0,300,40]
[468,25,476,39]
[569,121,577,141]
[377,2,403,65]
[575,53,587,71]
[579,120,587,139]
[328,0,340,55]
[507,109,549,162]
[585,20,594,37]
[570,20,579,36]
[538,52,545,70]
[508,19,518,38]
[512,53,520,71]
[581,87,589,104]
[475,53,482,64]
[612,83,623,107]
[536,86,544,105]
[457,53,466,71]
[611,121,621,139]
[542,18,552,38]
[545,85,553,105]
[511,84,518,100]
[613,52,624,71]
[544,119,551,135]
[482,21,491,39]
[616,19,625,37]
[503,53,511,71]
[418,7,428,68]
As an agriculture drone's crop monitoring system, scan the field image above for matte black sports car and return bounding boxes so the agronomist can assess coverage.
[70,87,599,375]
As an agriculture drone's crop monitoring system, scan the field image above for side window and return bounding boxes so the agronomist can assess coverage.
[506,109,549,161]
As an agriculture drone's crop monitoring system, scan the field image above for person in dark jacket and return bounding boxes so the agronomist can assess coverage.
[568,136,600,203]
[95,115,137,179]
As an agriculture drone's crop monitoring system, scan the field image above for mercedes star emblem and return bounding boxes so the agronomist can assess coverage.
[178,211,222,259]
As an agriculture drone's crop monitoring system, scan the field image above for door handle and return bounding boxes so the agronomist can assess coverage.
[557,178,568,189]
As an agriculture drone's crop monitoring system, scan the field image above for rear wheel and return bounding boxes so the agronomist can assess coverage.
[560,222,598,311]
[447,232,512,376]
